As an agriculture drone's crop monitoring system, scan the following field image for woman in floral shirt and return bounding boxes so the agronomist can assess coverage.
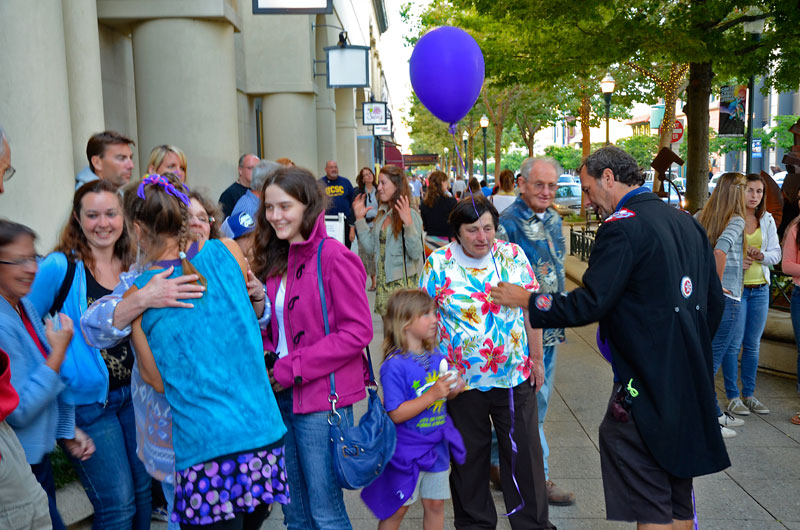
[419,196,555,529]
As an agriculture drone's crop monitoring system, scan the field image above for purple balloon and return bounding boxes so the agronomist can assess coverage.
[410,26,485,125]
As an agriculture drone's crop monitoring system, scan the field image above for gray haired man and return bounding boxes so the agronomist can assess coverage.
[221,159,281,238]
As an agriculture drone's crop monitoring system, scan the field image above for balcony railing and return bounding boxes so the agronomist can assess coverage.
[569,226,596,262]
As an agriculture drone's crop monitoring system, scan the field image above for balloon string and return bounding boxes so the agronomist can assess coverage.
[503,386,524,517]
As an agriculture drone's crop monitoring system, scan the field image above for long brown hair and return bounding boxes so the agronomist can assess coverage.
[423,171,448,208]
[697,172,747,247]
[498,169,515,193]
[123,173,206,287]
[356,167,375,190]
[251,166,328,279]
[379,164,411,237]
[744,173,766,220]
[382,289,437,359]
[54,180,133,274]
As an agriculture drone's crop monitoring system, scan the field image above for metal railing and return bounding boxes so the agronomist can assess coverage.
[569,226,596,262]
[770,270,794,312]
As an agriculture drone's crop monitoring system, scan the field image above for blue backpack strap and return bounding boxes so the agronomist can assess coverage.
[316,239,376,410]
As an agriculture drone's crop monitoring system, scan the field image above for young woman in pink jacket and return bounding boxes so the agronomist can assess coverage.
[251,166,373,529]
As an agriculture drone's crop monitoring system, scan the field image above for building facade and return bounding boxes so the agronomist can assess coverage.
[1,0,394,247]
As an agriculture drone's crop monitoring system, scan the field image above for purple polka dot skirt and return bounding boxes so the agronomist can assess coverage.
[171,443,290,525]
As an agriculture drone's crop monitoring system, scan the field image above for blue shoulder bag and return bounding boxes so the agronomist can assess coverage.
[316,238,397,490]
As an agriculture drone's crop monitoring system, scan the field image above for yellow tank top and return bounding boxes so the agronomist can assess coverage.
[743,227,765,285]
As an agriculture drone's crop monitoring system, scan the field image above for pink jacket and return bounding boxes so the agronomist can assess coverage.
[266,213,372,414]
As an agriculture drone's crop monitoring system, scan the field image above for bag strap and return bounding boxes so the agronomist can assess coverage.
[316,239,376,415]
[49,259,76,316]
[401,227,409,287]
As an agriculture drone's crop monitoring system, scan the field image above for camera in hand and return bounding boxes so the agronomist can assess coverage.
[264,350,279,370]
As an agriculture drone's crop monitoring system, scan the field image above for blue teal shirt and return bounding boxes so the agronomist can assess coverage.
[134,239,285,469]
[498,200,566,346]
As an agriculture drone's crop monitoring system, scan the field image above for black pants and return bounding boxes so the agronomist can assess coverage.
[448,383,556,530]
[180,502,270,530]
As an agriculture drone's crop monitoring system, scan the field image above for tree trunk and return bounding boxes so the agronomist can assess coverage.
[580,95,592,217]
[468,136,474,178]
[685,62,713,213]
[494,126,503,176]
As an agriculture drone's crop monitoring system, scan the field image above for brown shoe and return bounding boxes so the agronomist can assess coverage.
[546,479,576,506]
[489,465,502,490]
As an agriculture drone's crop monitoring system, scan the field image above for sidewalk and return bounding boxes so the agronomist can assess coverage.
[66,282,800,529]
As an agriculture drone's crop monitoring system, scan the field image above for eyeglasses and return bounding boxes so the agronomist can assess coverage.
[0,255,40,267]
[531,182,559,193]
[189,214,212,224]
[2,165,15,182]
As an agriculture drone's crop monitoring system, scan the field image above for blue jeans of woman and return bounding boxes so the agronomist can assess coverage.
[711,296,746,415]
[722,284,769,399]
[275,389,353,530]
[69,386,152,530]
[791,285,800,393]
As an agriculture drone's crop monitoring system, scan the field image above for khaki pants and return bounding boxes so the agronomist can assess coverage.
[0,421,52,529]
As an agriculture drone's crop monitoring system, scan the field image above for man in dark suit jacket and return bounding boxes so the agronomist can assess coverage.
[492,146,730,529]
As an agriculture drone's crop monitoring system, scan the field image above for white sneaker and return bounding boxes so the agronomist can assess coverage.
[720,425,736,438]
[718,411,745,427]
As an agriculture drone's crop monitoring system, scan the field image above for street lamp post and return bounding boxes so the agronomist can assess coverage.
[480,115,489,181]
[744,11,765,174]
[600,73,616,146]
[462,130,469,178]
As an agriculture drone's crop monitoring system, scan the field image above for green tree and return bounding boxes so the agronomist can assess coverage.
[617,135,661,169]
[544,145,583,171]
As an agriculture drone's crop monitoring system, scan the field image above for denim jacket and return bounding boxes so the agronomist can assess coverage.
[498,199,566,346]
[355,205,424,283]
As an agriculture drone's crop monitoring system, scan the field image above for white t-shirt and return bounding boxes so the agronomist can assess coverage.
[275,279,290,358]
[452,179,467,197]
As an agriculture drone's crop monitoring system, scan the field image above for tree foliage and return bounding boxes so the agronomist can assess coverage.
[544,145,583,171]
[617,135,660,169]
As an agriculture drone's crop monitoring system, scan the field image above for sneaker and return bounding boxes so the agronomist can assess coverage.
[720,425,737,438]
[718,411,745,427]
[727,397,750,416]
[743,396,770,414]
[546,479,576,506]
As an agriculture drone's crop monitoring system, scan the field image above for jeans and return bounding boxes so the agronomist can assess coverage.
[722,284,770,399]
[69,386,152,530]
[538,345,557,480]
[30,454,66,530]
[276,389,353,530]
[711,296,746,415]
[791,285,800,393]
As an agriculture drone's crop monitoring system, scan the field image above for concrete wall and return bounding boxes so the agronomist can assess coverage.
[0,0,75,249]
[98,25,138,170]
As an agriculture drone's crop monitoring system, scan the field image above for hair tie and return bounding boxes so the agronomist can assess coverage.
[179,251,187,260]
[137,174,191,206]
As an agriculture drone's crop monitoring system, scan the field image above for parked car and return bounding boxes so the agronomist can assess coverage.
[554,184,583,216]
[558,174,577,184]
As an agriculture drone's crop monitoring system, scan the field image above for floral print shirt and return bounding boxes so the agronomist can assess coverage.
[419,240,539,391]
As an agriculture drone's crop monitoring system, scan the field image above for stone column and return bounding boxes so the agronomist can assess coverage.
[63,0,105,175]
[132,18,238,197]
[262,93,318,171]
[335,88,358,182]
[0,0,74,247]
[315,14,339,174]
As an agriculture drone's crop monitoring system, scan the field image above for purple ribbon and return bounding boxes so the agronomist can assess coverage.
[137,174,191,206]
[692,487,698,529]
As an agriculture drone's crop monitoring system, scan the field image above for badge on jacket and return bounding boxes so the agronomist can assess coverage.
[680,276,693,298]
[604,208,636,223]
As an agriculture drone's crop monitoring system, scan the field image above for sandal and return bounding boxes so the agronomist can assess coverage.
[791,413,800,425]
